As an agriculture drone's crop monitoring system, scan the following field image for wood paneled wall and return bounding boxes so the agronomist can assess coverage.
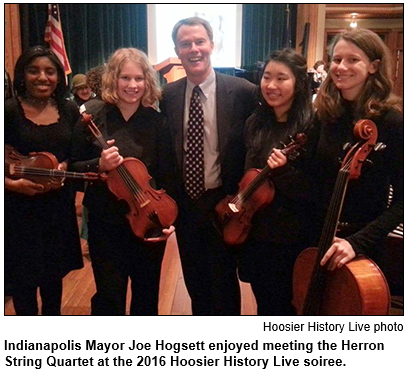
[5,4,22,80]
[295,4,325,67]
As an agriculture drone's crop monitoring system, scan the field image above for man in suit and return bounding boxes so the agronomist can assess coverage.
[160,17,258,315]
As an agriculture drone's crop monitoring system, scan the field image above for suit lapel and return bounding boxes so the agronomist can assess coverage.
[216,72,233,163]
[170,79,187,170]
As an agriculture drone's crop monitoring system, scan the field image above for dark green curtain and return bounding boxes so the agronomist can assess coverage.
[19,4,147,77]
[242,4,297,70]
[19,4,295,81]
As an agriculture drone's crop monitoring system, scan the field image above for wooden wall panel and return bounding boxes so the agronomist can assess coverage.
[5,4,22,80]
[295,4,322,68]
[393,30,403,99]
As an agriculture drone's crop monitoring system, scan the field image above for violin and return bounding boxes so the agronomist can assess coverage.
[292,119,390,315]
[5,144,101,192]
[215,134,307,245]
[81,112,178,240]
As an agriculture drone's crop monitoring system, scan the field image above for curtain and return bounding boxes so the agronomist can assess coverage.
[19,4,147,77]
[19,4,295,80]
[242,4,297,71]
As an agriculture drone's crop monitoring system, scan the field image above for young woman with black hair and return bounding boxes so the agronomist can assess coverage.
[5,46,83,315]
[240,49,318,315]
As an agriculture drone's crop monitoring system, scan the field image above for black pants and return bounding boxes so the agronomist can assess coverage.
[88,216,166,315]
[242,240,304,315]
[177,189,241,315]
[12,280,62,315]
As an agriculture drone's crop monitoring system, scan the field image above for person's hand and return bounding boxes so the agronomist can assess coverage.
[320,237,356,270]
[58,161,68,171]
[99,139,123,172]
[267,149,287,169]
[53,161,68,187]
[144,226,175,243]
[5,177,46,196]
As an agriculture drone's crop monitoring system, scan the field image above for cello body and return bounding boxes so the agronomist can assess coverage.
[292,248,390,315]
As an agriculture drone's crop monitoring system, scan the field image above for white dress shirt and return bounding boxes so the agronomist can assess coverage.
[183,69,221,189]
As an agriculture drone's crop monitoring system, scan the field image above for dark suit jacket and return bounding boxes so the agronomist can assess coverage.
[160,71,259,196]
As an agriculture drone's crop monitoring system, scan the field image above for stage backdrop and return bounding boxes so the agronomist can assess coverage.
[18,4,296,84]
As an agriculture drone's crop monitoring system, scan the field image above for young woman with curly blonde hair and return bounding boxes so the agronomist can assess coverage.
[70,48,176,315]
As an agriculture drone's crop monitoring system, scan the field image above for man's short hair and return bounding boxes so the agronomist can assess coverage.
[172,17,214,45]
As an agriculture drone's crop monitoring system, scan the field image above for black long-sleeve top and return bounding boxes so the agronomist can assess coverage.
[314,102,403,258]
[243,108,319,244]
[69,100,177,225]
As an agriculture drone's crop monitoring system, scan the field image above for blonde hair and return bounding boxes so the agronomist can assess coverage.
[315,28,401,123]
[102,48,161,106]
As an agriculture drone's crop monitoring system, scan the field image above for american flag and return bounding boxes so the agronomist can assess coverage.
[44,4,72,75]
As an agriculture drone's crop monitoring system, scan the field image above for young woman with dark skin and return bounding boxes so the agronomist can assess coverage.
[5,46,83,315]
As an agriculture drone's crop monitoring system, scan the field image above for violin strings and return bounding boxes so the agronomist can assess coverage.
[117,166,146,203]
[6,165,91,179]
[239,167,271,203]
[89,119,150,208]
[232,169,266,204]
[232,141,301,205]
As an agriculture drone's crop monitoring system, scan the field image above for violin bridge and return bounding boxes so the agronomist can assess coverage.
[140,199,151,208]
[8,163,16,175]
[228,203,240,213]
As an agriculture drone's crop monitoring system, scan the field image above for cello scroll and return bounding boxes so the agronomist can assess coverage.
[344,119,380,179]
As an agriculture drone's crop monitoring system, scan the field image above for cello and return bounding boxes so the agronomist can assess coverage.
[81,112,178,240]
[5,144,101,191]
[215,134,307,245]
[292,119,390,315]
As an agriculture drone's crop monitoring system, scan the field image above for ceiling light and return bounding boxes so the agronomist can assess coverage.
[350,13,358,28]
